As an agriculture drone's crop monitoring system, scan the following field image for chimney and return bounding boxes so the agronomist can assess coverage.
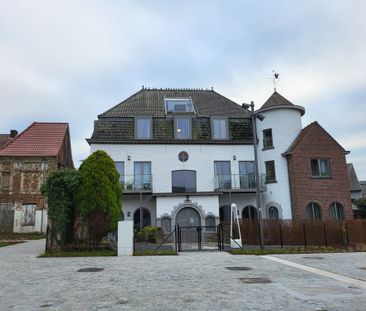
[10,130,18,138]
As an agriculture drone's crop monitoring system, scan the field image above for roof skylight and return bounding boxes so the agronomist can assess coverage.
[164,97,195,114]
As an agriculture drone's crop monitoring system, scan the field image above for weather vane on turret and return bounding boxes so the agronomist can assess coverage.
[269,70,280,92]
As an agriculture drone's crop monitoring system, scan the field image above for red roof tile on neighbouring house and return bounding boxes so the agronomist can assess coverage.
[0,122,69,157]
[283,121,347,156]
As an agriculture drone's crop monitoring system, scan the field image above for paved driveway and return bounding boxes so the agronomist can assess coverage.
[1,240,366,310]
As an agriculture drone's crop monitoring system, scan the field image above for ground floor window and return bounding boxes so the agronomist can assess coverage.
[268,206,279,219]
[161,217,172,233]
[22,204,36,226]
[306,202,321,220]
[205,216,216,230]
[242,205,257,219]
[134,207,151,230]
[329,202,345,221]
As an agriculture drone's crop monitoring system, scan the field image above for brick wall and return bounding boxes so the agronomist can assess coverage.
[287,123,353,220]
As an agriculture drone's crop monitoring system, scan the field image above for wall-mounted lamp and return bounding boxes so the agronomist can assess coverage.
[233,155,237,161]
[127,155,131,161]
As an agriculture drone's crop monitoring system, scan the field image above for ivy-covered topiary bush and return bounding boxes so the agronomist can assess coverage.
[78,150,122,244]
[41,169,81,247]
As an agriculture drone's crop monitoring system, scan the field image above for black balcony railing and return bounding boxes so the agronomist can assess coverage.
[214,174,266,191]
[122,174,152,191]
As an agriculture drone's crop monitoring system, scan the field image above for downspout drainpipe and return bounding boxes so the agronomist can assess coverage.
[251,101,265,250]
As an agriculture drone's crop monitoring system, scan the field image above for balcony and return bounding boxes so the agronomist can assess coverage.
[214,174,266,192]
[122,174,152,192]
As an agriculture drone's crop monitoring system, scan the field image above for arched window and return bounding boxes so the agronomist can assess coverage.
[206,216,216,231]
[242,205,257,219]
[306,202,321,220]
[268,206,279,219]
[329,202,345,221]
[161,217,171,233]
[134,207,151,231]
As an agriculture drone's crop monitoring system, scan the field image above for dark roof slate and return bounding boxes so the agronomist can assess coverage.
[258,91,305,116]
[99,88,249,118]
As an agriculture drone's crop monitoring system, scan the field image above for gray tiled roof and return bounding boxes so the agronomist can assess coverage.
[258,91,305,116]
[347,163,361,192]
[99,88,250,118]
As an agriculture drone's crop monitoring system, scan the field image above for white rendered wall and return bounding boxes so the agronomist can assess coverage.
[256,109,303,219]
[121,195,156,225]
[219,193,257,217]
[13,209,47,233]
[90,144,254,193]
[156,195,219,218]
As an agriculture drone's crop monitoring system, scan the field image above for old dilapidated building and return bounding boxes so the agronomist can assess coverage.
[0,122,74,233]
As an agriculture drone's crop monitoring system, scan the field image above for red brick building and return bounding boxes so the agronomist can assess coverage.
[0,123,74,233]
[284,121,352,220]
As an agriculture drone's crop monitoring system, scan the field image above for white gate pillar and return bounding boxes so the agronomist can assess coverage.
[118,221,133,256]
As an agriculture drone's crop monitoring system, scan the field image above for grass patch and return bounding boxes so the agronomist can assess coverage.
[0,241,22,247]
[228,246,366,255]
[39,249,117,257]
[133,250,178,256]
[0,233,46,241]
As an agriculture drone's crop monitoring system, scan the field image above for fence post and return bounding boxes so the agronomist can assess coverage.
[258,221,262,248]
[174,226,178,253]
[217,224,221,251]
[221,224,225,251]
[303,223,307,248]
[177,225,181,252]
[323,222,328,247]
[345,223,350,246]
[279,222,283,249]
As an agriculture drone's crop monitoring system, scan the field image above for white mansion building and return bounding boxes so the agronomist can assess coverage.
[87,87,352,232]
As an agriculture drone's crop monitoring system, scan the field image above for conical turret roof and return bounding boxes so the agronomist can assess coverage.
[258,91,305,116]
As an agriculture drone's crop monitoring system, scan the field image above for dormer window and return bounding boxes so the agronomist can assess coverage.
[165,97,195,114]
[135,116,152,139]
[174,116,191,139]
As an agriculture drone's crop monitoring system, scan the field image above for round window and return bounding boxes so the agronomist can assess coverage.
[178,151,189,162]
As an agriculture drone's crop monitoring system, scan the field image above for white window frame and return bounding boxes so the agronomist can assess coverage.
[211,117,229,140]
[135,116,152,139]
[174,116,191,140]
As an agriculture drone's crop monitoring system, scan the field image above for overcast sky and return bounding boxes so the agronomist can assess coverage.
[1,0,365,179]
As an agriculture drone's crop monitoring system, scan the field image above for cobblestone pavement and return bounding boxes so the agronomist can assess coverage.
[1,240,366,310]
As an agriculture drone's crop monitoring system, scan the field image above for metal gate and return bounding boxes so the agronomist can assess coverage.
[177,225,221,251]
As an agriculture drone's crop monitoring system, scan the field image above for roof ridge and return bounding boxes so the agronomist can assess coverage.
[98,88,144,118]
[0,122,35,151]
[143,87,213,91]
[284,121,347,156]
[210,89,241,106]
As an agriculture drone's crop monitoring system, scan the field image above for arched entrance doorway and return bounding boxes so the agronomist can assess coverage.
[176,207,201,227]
[134,207,151,231]
[219,205,231,223]
[242,205,257,219]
